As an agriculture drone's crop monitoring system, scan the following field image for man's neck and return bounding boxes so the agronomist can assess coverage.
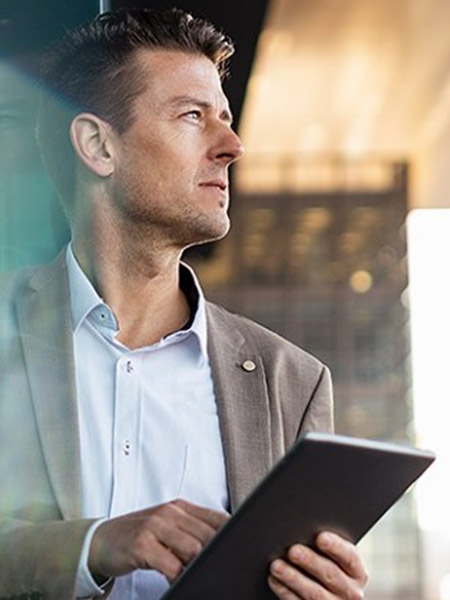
[71,234,191,349]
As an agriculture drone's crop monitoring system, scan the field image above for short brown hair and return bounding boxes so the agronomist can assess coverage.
[37,8,234,215]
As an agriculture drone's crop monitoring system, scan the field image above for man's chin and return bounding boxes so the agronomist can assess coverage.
[182,216,230,249]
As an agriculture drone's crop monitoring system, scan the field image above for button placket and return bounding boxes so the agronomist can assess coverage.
[110,353,142,515]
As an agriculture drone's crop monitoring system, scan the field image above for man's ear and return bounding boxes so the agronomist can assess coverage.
[70,113,116,178]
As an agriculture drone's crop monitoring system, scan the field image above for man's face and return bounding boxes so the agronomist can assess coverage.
[110,49,244,248]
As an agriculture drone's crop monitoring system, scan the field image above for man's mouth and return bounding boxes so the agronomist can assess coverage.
[199,180,227,191]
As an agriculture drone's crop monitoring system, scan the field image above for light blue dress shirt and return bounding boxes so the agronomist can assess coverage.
[66,246,229,599]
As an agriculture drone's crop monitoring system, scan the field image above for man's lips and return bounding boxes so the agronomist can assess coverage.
[199,180,227,191]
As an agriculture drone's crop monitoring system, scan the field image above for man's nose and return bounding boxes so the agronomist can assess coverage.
[209,125,245,166]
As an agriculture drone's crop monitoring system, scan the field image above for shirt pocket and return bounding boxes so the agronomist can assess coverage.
[177,443,228,511]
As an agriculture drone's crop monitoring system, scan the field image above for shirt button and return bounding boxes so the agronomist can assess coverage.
[126,360,134,373]
[123,440,131,456]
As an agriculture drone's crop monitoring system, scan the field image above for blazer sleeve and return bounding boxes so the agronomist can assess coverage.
[0,262,115,599]
[0,517,113,600]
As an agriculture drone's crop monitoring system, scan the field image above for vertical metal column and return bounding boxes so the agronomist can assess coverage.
[99,0,111,13]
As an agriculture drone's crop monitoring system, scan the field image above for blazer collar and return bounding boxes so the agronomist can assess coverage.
[205,302,272,511]
[16,251,82,519]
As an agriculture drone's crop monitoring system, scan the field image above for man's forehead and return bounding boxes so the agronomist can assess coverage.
[134,48,227,104]
[135,47,219,69]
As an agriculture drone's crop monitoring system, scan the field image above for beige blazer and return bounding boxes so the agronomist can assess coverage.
[0,253,333,600]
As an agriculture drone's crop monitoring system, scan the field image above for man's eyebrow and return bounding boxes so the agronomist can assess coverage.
[168,95,234,124]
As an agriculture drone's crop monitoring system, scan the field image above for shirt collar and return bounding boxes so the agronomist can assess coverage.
[178,262,209,360]
[66,243,107,334]
[65,243,209,360]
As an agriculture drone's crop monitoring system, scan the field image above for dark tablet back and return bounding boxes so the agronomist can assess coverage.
[162,432,435,600]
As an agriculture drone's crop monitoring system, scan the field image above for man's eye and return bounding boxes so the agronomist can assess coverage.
[184,110,202,121]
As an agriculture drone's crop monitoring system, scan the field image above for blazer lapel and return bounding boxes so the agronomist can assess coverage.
[206,303,273,511]
[15,253,82,519]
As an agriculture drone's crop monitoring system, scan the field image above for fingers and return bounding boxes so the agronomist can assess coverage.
[145,508,211,564]
[143,499,228,559]
[88,499,229,583]
[135,499,229,538]
[131,533,184,582]
[316,532,368,584]
[147,518,202,562]
[268,572,310,600]
[268,533,368,600]
[269,557,335,600]
[153,501,216,539]
[172,498,230,530]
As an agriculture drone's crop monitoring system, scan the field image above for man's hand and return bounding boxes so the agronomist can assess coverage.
[88,499,229,582]
[268,531,368,599]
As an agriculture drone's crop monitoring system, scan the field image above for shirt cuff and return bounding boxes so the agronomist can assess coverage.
[76,518,111,598]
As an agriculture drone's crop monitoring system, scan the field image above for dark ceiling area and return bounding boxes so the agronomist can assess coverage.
[0,1,99,56]
[0,0,270,128]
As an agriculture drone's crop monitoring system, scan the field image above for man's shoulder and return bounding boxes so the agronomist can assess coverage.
[205,300,326,372]
[0,254,68,337]
[0,264,47,315]
[0,264,39,297]
[0,252,66,301]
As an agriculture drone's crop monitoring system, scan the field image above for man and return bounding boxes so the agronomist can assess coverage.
[0,8,368,600]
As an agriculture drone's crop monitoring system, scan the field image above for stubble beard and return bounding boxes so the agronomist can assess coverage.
[113,181,231,252]
[181,209,231,250]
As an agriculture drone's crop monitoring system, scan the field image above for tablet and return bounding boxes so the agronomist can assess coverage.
[162,432,435,600]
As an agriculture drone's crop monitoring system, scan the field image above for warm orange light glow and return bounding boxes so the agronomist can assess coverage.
[349,270,373,293]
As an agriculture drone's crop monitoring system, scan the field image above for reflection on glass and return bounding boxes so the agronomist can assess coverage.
[0,60,69,271]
